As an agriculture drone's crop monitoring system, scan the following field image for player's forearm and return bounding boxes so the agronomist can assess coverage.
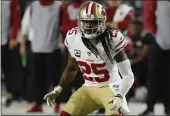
[20,35,27,47]
[59,66,78,88]
[117,59,134,96]
[21,6,31,36]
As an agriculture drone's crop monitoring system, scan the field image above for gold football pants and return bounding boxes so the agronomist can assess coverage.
[63,86,120,115]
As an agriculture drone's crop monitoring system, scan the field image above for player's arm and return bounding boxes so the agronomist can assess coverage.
[110,49,134,111]
[44,54,79,107]
[59,55,79,88]
[20,6,31,56]
[115,49,134,97]
[59,28,80,88]
[110,30,134,100]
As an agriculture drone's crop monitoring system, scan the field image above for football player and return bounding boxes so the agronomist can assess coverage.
[44,1,134,116]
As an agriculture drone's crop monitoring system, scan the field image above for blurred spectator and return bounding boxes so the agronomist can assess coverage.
[126,0,142,18]
[129,19,155,86]
[126,19,155,102]
[20,0,63,113]
[60,0,82,39]
[19,0,30,18]
[140,1,170,115]
[105,0,134,56]
[19,0,35,103]
[1,0,21,107]
[106,0,134,32]
[142,1,157,35]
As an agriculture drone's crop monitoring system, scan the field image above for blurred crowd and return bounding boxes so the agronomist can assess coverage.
[1,0,170,115]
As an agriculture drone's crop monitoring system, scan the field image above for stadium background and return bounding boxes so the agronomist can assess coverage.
[1,0,168,115]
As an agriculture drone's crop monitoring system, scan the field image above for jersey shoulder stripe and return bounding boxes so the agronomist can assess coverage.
[111,29,127,52]
[64,27,79,48]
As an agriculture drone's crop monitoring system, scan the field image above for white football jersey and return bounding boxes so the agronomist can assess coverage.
[64,27,127,87]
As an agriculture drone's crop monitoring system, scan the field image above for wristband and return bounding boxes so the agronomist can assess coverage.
[54,86,63,93]
[115,94,123,100]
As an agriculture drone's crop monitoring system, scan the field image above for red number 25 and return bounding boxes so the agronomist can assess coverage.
[77,61,110,83]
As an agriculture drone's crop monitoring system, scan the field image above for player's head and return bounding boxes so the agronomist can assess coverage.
[77,1,107,39]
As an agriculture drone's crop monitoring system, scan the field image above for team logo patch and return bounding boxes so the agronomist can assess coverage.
[87,51,91,56]
[113,85,119,88]
[113,85,119,91]
[74,49,81,57]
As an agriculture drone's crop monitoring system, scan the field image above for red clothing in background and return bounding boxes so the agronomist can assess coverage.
[142,1,157,35]
[60,4,71,37]
[11,0,21,40]
[60,2,82,39]
[106,7,134,30]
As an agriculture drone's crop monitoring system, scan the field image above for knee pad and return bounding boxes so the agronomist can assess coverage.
[60,111,71,116]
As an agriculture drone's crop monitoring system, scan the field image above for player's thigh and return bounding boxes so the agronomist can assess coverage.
[63,87,99,115]
[96,87,120,115]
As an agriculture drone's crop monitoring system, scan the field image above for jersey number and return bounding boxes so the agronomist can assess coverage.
[77,61,110,83]
[68,28,78,35]
[113,30,118,38]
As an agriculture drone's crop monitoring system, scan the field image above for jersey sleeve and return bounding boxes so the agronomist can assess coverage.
[112,30,127,54]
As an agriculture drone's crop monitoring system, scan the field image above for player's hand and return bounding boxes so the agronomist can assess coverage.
[109,94,123,111]
[44,86,62,107]
[20,45,27,56]
[9,39,17,50]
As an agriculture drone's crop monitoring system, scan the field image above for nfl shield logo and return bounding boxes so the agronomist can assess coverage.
[74,49,81,57]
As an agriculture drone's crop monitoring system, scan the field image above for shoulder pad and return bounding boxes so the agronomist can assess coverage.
[64,27,79,48]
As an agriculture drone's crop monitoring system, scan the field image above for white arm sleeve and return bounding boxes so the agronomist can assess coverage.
[117,59,134,96]
[21,6,31,35]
